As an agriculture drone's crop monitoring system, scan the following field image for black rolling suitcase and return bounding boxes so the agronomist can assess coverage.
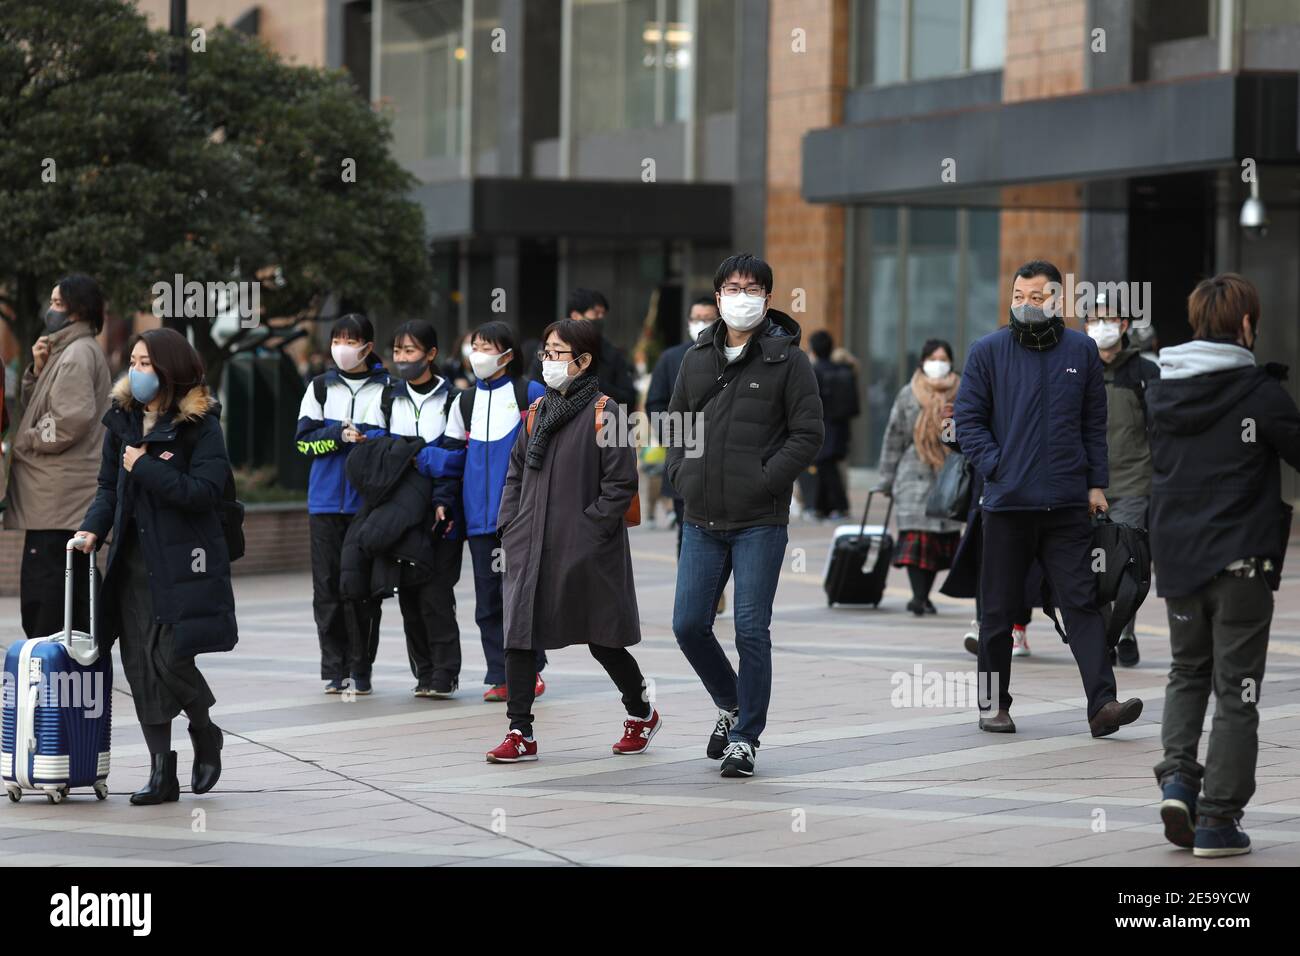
[823,491,894,607]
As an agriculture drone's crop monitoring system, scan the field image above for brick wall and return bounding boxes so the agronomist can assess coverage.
[764,0,851,343]
[0,504,311,596]
[999,0,1089,315]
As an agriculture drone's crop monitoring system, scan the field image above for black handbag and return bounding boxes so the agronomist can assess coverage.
[924,452,973,521]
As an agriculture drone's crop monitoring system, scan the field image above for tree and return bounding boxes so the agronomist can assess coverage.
[0,0,430,391]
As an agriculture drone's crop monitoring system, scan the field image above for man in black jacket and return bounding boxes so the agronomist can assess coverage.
[1148,273,1300,859]
[527,288,638,408]
[666,254,823,778]
[647,295,720,554]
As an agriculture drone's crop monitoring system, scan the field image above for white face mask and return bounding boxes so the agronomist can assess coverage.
[688,320,712,341]
[1087,320,1122,350]
[469,349,509,380]
[922,359,951,380]
[719,292,767,332]
[542,358,579,391]
[331,342,369,371]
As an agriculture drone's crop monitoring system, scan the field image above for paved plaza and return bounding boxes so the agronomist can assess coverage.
[2,505,1298,867]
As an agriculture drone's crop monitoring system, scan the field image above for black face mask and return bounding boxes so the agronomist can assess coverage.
[393,359,429,381]
[1008,309,1065,351]
[44,308,72,335]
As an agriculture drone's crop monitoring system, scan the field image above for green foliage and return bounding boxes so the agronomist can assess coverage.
[0,0,430,387]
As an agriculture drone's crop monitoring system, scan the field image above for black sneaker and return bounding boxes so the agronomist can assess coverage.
[720,741,756,778]
[428,676,459,699]
[349,676,373,696]
[1116,636,1140,667]
[324,679,345,694]
[707,709,739,759]
[923,600,937,615]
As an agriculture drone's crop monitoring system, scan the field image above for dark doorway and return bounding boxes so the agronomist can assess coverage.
[1127,172,1216,350]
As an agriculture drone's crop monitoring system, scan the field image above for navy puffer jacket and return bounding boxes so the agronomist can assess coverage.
[953,325,1108,510]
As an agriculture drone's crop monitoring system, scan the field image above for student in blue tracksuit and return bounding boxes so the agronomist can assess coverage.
[296,314,389,695]
[441,321,548,702]
[377,320,468,698]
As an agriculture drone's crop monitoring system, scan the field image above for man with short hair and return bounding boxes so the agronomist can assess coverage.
[1148,272,1300,858]
[954,259,1142,738]
[667,254,823,778]
[1084,292,1159,666]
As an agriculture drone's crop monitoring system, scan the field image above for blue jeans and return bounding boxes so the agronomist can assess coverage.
[672,523,788,746]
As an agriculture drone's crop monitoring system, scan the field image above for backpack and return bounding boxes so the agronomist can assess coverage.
[525,395,641,527]
[458,378,532,434]
[178,424,245,562]
[1044,511,1150,648]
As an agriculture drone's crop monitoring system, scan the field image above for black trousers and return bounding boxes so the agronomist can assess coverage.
[814,458,850,516]
[310,514,382,680]
[506,644,648,736]
[21,529,90,638]
[398,534,464,685]
[979,508,1116,718]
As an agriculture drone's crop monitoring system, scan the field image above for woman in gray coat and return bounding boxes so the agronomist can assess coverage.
[485,318,660,764]
[877,339,964,616]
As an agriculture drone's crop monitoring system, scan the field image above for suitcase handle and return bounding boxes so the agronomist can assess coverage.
[858,490,893,536]
[63,536,96,644]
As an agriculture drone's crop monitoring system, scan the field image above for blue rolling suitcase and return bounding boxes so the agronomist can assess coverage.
[2,536,111,804]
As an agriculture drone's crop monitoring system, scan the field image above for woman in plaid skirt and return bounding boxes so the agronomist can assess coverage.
[876,340,963,616]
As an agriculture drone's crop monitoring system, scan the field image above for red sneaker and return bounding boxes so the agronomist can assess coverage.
[483,684,507,703]
[612,709,661,755]
[535,675,546,698]
[485,730,538,763]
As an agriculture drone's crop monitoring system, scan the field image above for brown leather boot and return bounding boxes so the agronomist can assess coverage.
[978,709,1016,733]
[1088,698,1143,738]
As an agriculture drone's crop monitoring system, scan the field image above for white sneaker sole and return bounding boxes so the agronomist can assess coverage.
[1193,844,1251,858]
[1012,647,1031,657]
[485,752,538,764]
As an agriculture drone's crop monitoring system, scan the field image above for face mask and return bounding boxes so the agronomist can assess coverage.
[1010,302,1049,325]
[719,292,766,332]
[922,360,951,380]
[542,359,578,391]
[469,350,508,380]
[1087,321,1122,350]
[331,342,369,371]
[688,320,711,341]
[129,368,160,404]
[393,359,428,381]
[44,308,71,335]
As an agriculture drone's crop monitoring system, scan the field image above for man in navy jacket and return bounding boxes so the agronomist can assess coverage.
[954,260,1142,738]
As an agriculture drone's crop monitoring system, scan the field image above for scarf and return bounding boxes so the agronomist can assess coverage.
[910,368,959,471]
[525,373,600,470]
[1009,314,1065,351]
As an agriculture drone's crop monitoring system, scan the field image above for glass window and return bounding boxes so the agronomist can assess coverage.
[910,0,962,80]
[865,208,901,465]
[1143,0,1212,42]
[471,0,501,158]
[856,0,904,86]
[969,0,1006,70]
[966,209,1002,344]
[904,208,959,363]
[380,0,464,169]
[699,0,735,115]
[1245,0,1300,27]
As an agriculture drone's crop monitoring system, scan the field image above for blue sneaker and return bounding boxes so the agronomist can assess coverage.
[1158,775,1198,848]
[1193,816,1251,858]
[350,676,373,696]
[324,679,345,694]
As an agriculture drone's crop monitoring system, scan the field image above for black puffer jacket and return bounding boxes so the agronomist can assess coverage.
[665,310,824,530]
[340,435,437,600]
[81,377,237,658]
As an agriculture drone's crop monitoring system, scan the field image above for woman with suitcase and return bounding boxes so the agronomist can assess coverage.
[875,340,963,616]
[76,328,237,805]
[484,318,659,763]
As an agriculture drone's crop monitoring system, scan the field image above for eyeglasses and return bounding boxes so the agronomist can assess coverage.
[720,284,766,297]
[537,348,575,362]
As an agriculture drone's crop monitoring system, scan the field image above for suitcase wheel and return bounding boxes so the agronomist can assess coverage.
[6,789,19,803]
[46,788,67,805]
[94,783,108,801]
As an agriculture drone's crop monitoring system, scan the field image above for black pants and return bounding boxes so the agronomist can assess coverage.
[814,458,850,516]
[398,534,464,685]
[1154,569,1273,819]
[21,529,90,638]
[979,508,1116,718]
[310,514,382,680]
[506,644,648,737]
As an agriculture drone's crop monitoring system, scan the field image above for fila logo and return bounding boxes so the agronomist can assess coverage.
[1065,368,1078,374]
[749,382,760,389]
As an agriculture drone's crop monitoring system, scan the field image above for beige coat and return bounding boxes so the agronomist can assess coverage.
[5,321,112,531]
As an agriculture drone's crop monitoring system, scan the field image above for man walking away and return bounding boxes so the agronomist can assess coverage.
[808,330,859,519]
[1084,291,1159,667]
[667,254,823,778]
[954,259,1141,738]
[1148,273,1300,858]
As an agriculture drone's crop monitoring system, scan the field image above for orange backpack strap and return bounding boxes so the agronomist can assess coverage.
[524,397,544,435]
[590,395,641,527]
[593,394,609,432]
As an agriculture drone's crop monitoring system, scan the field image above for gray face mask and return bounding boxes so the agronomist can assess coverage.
[1010,302,1049,325]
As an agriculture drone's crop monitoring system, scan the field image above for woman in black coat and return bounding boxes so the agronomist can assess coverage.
[77,328,237,805]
